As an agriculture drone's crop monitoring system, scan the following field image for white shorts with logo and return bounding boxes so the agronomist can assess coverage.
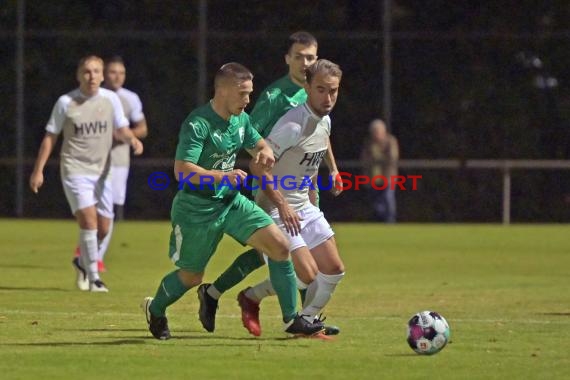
[111,166,130,206]
[270,203,334,252]
[61,175,114,218]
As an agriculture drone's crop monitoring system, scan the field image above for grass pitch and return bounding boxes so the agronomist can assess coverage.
[0,220,568,379]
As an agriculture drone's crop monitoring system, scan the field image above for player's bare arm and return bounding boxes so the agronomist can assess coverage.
[29,132,59,194]
[115,127,144,155]
[324,137,342,196]
[249,159,302,236]
[131,119,148,139]
[308,174,318,206]
[246,138,275,169]
[174,160,246,186]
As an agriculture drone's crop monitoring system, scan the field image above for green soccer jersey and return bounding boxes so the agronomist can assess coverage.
[172,102,261,223]
[250,75,307,137]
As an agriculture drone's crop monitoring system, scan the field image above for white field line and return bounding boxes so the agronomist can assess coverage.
[0,310,568,325]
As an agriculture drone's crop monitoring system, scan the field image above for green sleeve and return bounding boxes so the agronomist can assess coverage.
[242,115,262,149]
[250,91,277,137]
[175,119,207,163]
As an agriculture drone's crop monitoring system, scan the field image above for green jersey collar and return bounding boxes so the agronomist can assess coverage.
[206,101,241,132]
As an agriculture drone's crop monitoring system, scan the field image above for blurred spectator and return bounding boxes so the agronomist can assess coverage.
[360,119,399,222]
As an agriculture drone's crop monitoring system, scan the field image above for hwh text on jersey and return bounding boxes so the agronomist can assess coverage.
[298,150,326,167]
[74,121,108,135]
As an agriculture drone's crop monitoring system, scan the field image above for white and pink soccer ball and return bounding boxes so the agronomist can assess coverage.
[407,311,451,355]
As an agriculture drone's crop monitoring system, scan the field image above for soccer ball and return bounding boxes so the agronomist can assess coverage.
[407,311,451,355]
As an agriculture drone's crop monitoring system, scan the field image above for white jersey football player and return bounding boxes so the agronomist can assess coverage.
[81,56,148,272]
[104,56,148,219]
[243,59,345,335]
[29,55,144,292]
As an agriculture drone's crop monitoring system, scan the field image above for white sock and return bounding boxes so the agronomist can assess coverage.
[97,219,113,262]
[301,272,344,320]
[246,278,276,303]
[296,277,309,292]
[297,278,310,308]
[206,284,222,300]
[79,229,99,282]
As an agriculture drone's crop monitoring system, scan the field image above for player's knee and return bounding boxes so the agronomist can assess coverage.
[77,217,96,230]
[322,260,345,275]
[177,270,203,288]
[268,236,290,261]
[331,262,345,274]
[272,245,289,261]
[329,264,345,275]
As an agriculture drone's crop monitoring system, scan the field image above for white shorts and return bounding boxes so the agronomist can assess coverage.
[61,175,114,218]
[271,204,335,252]
[111,166,130,206]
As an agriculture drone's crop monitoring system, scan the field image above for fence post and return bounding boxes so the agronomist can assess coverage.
[382,0,392,130]
[502,166,511,225]
[15,0,26,217]
[197,0,207,105]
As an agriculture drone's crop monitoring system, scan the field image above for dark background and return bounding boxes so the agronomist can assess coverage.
[1,0,569,221]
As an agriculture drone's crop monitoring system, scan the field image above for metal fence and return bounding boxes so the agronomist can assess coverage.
[3,158,568,223]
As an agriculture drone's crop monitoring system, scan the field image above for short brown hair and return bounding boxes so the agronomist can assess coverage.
[287,31,318,53]
[214,62,253,88]
[77,55,103,71]
[305,59,342,84]
[105,55,125,67]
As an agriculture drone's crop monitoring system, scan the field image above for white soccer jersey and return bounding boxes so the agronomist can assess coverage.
[110,87,145,167]
[255,103,330,213]
[46,88,129,176]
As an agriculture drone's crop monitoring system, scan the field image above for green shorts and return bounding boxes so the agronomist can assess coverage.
[168,193,273,272]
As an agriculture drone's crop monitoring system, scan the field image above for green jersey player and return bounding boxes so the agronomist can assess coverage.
[197,32,341,336]
[141,63,324,340]
[250,75,308,138]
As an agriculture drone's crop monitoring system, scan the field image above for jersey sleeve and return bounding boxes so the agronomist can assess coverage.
[242,114,262,149]
[109,92,130,129]
[265,120,302,159]
[249,90,277,137]
[45,96,69,135]
[128,93,145,123]
[175,119,207,164]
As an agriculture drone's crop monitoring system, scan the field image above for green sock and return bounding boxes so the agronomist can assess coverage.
[299,288,307,305]
[149,270,189,317]
[212,248,264,293]
[267,258,297,323]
